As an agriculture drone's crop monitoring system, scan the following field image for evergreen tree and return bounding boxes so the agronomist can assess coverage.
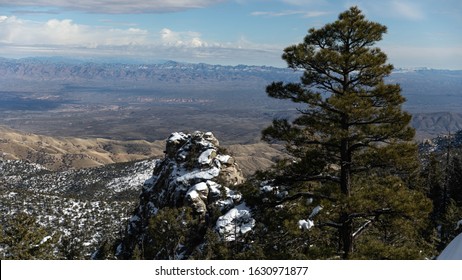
[0,212,57,259]
[423,154,446,224]
[262,6,432,259]
[439,199,462,250]
[448,155,462,206]
[142,207,203,260]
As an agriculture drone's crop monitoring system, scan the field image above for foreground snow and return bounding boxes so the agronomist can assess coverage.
[438,233,462,260]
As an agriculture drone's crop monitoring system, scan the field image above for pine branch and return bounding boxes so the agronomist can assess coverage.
[269,191,336,207]
[273,173,341,185]
[352,218,375,238]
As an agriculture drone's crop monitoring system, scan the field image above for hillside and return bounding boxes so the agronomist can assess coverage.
[0,125,283,176]
[0,125,165,170]
[412,112,462,140]
[0,156,157,259]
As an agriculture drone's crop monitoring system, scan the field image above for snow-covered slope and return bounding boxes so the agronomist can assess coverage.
[437,232,462,260]
[0,157,158,258]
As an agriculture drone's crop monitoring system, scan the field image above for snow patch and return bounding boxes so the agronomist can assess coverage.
[456,219,462,230]
[216,203,255,241]
[175,167,220,185]
[168,132,188,143]
[107,160,157,192]
[38,235,52,245]
[198,149,215,165]
[217,154,230,164]
[309,205,323,219]
[298,219,314,230]
[437,232,462,260]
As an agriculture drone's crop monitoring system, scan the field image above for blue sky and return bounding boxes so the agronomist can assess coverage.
[0,0,461,69]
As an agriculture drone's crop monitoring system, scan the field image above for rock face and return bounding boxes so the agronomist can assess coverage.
[116,131,254,259]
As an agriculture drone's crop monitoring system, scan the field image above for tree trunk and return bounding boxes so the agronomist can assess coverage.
[339,213,354,259]
[340,139,351,196]
[339,115,353,258]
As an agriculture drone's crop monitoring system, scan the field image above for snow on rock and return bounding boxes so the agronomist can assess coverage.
[169,132,186,142]
[437,232,462,260]
[118,131,248,259]
[198,149,216,165]
[298,219,314,230]
[186,182,209,200]
[38,235,52,246]
[309,205,323,219]
[456,219,462,230]
[217,154,231,164]
[297,205,323,231]
[261,185,274,193]
[216,203,255,241]
[175,166,220,185]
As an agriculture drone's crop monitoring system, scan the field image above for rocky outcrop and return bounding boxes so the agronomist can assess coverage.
[116,131,254,259]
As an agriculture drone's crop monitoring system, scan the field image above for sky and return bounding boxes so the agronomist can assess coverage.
[0,0,461,69]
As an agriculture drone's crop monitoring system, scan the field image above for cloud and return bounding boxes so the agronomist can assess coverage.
[384,46,462,69]
[0,15,210,48]
[0,13,287,66]
[0,0,225,14]
[251,10,329,18]
[0,15,148,46]
[391,0,425,20]
[160,28,208,47]
[281,0,323,6]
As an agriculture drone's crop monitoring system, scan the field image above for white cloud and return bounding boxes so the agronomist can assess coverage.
[251,10,329,18]
[0,15,148,46]
[391,0,425,20]
[160,28,208,47]
[0,15,211,49]
[1,15,272,65]
[0,0,225,14]
[281,0,324,6]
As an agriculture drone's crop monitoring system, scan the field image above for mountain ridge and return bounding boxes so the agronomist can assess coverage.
[0,125,284,177]
[0,57,461,144]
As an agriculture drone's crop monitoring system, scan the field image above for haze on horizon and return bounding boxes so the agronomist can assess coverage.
[0,0,461,69]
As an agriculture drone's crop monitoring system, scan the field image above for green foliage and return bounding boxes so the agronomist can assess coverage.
[448,155,462,206]
[143,207,203,259]
[91,238,118,260]
[422,154,445,223]
[0,212,58,260]
[347,176,435,259]
[190,229,232,259]
[57,234,85,260]
[260,6,434,259]
[422,150,462,252]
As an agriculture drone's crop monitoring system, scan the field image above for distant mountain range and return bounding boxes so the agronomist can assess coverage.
[1,56,460,99]
[0,57,301,87]
[0,57,461,141]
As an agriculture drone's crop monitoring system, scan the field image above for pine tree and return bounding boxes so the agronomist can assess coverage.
[0,212,57,259]
[448,155,462,206]
[423,154,446,224]
[262,6,432,259]
[143,207,203,259]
